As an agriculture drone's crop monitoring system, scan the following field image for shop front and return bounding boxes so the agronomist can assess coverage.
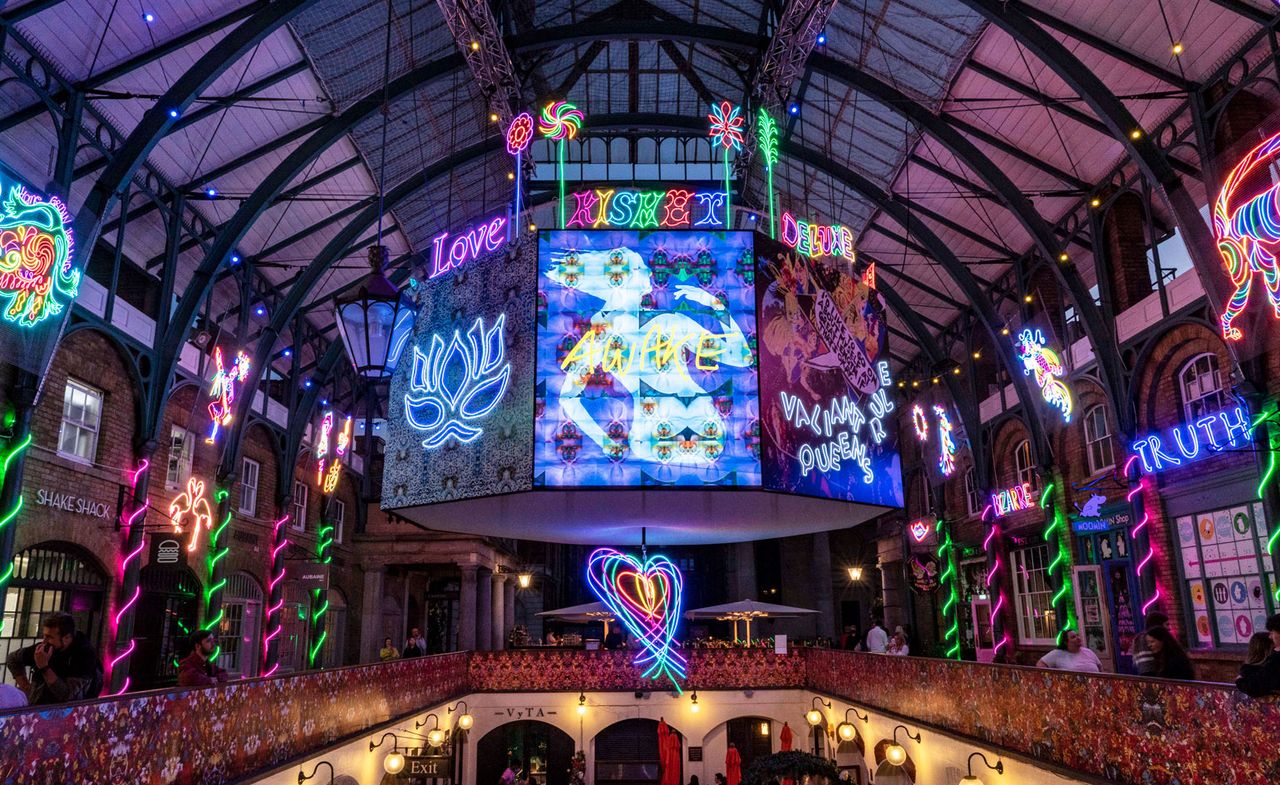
[1070,505,1138,672]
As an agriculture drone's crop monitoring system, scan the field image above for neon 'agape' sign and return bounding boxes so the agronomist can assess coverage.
[565,188,726,230]
[430,215,508,278]
[1130,405,1252,474]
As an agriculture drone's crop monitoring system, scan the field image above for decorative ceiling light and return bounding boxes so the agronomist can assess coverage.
[334,245,417,378]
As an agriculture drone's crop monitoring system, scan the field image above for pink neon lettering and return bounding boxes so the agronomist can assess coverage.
[661,190,692,228]
[567,191,599,228]
[429,216,509,278]
[781,211,799,246]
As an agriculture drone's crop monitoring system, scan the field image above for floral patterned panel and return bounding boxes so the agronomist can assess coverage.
[803,649,1280,785]
[0,652,468,785]
[468,649,807,692]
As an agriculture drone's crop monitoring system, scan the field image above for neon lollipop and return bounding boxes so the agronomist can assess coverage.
[539,101,584,229]
[507,112,534,231]
[707,101,745,225]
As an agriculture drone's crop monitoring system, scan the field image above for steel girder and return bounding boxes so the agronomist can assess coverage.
[217,137,502,478]
[437,0,524,125]
[146,52,466,451]
[73,0,315,264]
[955,0,1233,338]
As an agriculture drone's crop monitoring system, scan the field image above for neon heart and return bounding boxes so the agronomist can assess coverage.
[587,548,686,691]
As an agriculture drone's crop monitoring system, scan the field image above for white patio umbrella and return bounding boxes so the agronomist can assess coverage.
[684,599,819,642]
[536,601,616,638]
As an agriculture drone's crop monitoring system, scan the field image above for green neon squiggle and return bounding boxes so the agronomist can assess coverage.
[0,434,32,634]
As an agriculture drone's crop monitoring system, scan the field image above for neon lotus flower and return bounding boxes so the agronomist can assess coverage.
[405,314,510,450]
[1015,328,1073,423]
[707,101,745,151]
[0,184,78,325]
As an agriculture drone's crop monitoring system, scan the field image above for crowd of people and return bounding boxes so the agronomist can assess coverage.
[2,610,1279,710]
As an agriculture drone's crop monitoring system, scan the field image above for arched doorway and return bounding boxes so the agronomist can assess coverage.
[725,717,775,769]
[476,720,574,785]
[130,562,201,689]
[595,718,682,785]
[0,543,108,685]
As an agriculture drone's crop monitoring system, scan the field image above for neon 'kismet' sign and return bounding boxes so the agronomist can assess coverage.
[991,482,1034,517]
[565,188,726,230]
[430,215,508,278]
[1130,405,1252,474]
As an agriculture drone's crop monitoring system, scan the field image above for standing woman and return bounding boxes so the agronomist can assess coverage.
[1145,627,1195,681]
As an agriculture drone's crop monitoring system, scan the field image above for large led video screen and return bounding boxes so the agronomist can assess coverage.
[382,236,536,507]
[756,236,903,507]
[535,230,760,487]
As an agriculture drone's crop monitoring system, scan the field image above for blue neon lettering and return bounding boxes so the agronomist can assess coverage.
[1219,406,1251,446]
[694,192,725,227]
[1195,416,1222,450]
[1171,425,1200,461]
[609,191,637,226]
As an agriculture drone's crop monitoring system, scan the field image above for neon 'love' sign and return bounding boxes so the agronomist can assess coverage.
[430,215,508,278]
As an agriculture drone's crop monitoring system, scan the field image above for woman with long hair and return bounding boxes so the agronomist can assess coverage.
[1144,626,1195,681]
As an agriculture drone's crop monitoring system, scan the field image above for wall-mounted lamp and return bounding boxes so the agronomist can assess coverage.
[414,713,446,748]
[758,721,770,737]
[959,752,1004,784]
[577,691,588,716]
[448,700,474,731]
[885,724,921,767]
[805,696,831,727]
[369,732,404,773]
[518,572,532,589]
[297,761,334,785]
[836,707,869,741]
[847,566,864,581]
[689,691,700,713]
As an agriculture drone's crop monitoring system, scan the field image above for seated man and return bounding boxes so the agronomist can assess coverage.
[177,630,230,687]
[4,612,102,705]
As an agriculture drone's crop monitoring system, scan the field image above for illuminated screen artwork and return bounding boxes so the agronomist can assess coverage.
[587,547,686,691]
[756,236,903,507]
[1213,130,1280,342]
[1014,328,1073,423]
[382,239,535,507]
[535,230,760,487]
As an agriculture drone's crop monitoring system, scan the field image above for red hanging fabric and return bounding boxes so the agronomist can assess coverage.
[726,744,742,785]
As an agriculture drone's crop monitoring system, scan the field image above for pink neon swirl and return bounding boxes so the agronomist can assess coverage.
[1141,587,1162,615]
[127,459,150,487]
[108,677,131,697]
[982,526,997,550]
[1136,548,1155,575]
[981,504,993,522]
[262,663,280,678]
[993,634,1011,654]
[121,499,150,531]
[273,514,289,533]
[265,599,283,616]
[112,587,140,629]
[1126,481,1145,502]
[107,639,136,670]
[271,538,289,559]
[985,557,1001,586]
[1132,513,1150,536]
[1122,455,1138,475]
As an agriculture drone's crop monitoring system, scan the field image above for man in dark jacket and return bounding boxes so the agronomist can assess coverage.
[4,612,102,705]
[177,630,229,687]
[1237,613,1280,697]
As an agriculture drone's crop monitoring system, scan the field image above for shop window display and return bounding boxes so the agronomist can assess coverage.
[1176,502,1275,646]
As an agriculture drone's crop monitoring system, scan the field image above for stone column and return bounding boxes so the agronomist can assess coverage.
[361,566,385,663]
[733,542,756,600]
[458,565,478,651]
[476,568,493,651]
[491,573,507,650]
[811,532,837,640]
[503,579,517,642]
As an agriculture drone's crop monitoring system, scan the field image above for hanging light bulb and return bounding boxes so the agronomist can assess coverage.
[383,752,405,774]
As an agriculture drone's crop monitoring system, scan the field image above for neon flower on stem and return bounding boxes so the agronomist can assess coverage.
[707,101,745,151]
[506,112,534,155]
[538,100,583,142]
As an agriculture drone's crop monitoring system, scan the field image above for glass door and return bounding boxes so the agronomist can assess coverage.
[970,599,995,662]
[1073,565,1113,671]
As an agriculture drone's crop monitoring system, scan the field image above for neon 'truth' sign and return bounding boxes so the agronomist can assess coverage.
[430,215,508,278]
[1131,405,1252,474]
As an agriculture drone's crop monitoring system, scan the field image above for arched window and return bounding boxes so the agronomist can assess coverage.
[1,544,107,685]
[1013,440,1034,489]
[219,572,264,678]
[1083,405,1114,475]
[1180,353,1225,420]
[964,468,980,516]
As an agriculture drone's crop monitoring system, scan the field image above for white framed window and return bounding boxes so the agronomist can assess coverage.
[238,458,260,516]
[965,468,981,516]
[1011,545,1058,645]
[57,379,103,463]
[166,426,195,489]
[332,499,345,545]
[1180,353,1225,421]
[291,481,308,532]
[1083,405,1115,475]
[1013,439,1035,490]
